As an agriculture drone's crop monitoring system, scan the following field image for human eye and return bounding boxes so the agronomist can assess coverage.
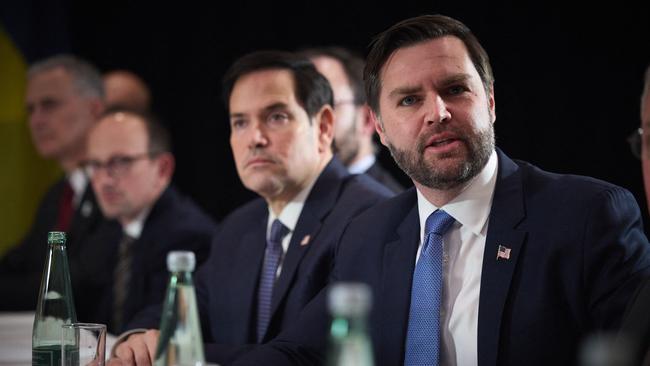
[266,112,289,127]
[230,118,248,130]
[110,156,135,170]
[447,84,469,96]
[399,95,420,107]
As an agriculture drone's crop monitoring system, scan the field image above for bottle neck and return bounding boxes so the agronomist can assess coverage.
[330,314,369,340]
[169,270,194,286]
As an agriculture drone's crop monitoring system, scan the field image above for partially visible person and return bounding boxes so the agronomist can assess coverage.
[82,108,216,334]
[620,63,650,366]
[299,46,405,193]
[0,54,106,310]
[108,50,392,365]
[103,70,151,112]
[231,15,650,366]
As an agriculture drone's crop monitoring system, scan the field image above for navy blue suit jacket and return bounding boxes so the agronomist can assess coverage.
[126,158,391,363]
[232,150,650,366]
[90,185,217,334]
[0,177,105,310]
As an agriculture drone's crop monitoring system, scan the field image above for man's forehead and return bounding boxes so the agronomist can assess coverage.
[230,70,298,113]
[380,37,476,86]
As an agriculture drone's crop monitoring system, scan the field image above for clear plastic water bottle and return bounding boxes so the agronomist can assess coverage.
[32,231,77,366]
[326,282,374,366]
[154,251,205,366]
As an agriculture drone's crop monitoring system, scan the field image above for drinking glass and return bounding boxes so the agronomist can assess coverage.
[61,323,106,366]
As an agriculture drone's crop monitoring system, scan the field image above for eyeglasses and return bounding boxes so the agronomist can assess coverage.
[627,128,643,159]
[83,153,155,178]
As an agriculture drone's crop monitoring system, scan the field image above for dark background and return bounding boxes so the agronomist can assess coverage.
[2,1,650,225]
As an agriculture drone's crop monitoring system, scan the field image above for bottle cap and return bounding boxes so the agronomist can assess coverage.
[167,251,196,272]
[48,231,66,244]
[328,282,372,317]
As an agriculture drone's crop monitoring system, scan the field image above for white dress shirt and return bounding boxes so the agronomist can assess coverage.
[415,150,498,366]
[266,173,319,278]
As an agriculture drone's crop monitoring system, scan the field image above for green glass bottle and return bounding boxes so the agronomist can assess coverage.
[154,251,205,366]
[326,282,375,366]
[32,231,77,366]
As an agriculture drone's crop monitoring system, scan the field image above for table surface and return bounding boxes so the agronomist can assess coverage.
[0,312,117,366]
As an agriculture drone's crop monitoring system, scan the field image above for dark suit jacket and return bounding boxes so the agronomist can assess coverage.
[232,149,650,366]
[0,177,105,310]
[620,277,650,365]
[89,185,217,334]
[131,158,392,363]
[364,160,406,194]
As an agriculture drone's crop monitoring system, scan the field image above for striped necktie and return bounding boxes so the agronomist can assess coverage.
[256,219,289,343]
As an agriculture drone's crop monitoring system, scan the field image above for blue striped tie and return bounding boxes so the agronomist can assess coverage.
[256,219,288,343]
[404,210,455,365]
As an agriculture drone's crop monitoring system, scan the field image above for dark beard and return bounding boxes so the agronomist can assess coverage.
[387,124,494,190]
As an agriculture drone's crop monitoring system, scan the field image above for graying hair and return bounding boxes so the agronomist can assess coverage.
[28,54,105,99]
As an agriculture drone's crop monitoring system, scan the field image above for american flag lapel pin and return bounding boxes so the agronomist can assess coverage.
[496,245,511,260]
[300,235,311,246]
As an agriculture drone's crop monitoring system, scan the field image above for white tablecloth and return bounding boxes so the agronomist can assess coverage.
[0,312,116,365]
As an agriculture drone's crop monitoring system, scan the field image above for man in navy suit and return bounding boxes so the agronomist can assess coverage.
[230,15,650,366]
[0,55,106,310]
[108,51,392,365]
[83,108,216,334]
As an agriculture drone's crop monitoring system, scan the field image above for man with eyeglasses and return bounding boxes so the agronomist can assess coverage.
[299,47,406,193]
[0,55,107,311]
[620,64,650,366]
[83,107,216,334]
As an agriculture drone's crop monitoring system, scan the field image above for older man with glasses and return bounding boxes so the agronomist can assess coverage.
[82,107,217,334]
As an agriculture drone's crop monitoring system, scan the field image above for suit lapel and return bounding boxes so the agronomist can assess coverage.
[230,210,268,343]
[477,151,527,366]
[377,193,420,366]
[269,159,348,323]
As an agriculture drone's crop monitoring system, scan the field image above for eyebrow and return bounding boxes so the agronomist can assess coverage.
[387,73,474,99]
[229,102,290,119]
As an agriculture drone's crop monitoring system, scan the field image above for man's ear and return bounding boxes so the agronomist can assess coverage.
[369,108,388,146]
[358,104,376,137]
[156,152,175,182]
[315,105,335,152]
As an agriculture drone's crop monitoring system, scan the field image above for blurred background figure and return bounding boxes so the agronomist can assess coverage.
[82,108,216,334]
[619,63,650,366]
[299,46,405,193]
[0,54,106,310]
[103,70,151,112]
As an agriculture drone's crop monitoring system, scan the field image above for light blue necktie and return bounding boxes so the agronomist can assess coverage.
[256,219,288,343]
[404,210,455,365]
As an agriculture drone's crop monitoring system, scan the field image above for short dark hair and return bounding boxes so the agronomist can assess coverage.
[364,14,494,114]
[221,50,334,119]
[298,46,366,105]
[28,54,105,99]
[100,106,171,154]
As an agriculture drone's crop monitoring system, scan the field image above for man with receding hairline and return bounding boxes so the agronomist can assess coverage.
[0,54,106,311]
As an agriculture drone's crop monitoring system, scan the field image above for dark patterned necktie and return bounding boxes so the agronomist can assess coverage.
[55,181,74,232]
[404,210,455,365]
[112,232,136,332]
[256,219,289,343]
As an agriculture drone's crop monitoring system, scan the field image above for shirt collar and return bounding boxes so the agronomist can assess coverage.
[123,205,153,239]
[348,154,376,175]
[417,150,498,238]
[267,170,320,236]
[67,168,88,206]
